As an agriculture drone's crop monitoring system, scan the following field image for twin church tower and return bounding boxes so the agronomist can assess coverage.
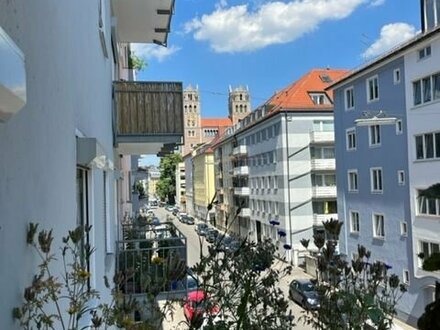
[181,85,251,155]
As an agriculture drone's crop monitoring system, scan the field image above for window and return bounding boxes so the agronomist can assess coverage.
[418,190,440,216]
[398,170,405,185]
[367,75,379,102]
[369,125,381,146]
[396,120,403,135]
[418,45,432,60]
[373,214,385,238]
[310,93,327,105]
[346,128,356,151]
[393,69,401,84]
[413,72,440,106]
[400,221,408,236]
[350,211,360,233]
[312,174,336,187]
[370,168,383,193]
[403,270,410,285]
[419,240,440,268]
[345,87,354,110]
[415,132,440,160]
[76,168,91,285]
[348,170,358,192]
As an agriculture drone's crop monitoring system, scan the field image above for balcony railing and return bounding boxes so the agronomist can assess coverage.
[239,208,251,217]
[312,186,337,198]
[116,222,187,296]
[310,159,336,171]
[310,131,334,143]
[113,81,183,155]
[233,166,249,176]
[313,213,338,226]
[232,145,248,157]
[234,187,250,196]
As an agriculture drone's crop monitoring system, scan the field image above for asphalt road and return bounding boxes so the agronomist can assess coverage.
[154,207,313,330]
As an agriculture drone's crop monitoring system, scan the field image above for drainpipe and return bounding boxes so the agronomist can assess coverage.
[284,111,293,264]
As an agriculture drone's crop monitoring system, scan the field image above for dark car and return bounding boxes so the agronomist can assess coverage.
[289,279,320,310]
[184,216,195,225]
[172,208,179,216]
[215,235,233,252]
[195,223,209,236]
[225,240,241,254]
[205,228,219,243]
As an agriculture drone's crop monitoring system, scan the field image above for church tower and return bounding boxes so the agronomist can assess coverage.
[182,85,202,155]
[228,85,251,126]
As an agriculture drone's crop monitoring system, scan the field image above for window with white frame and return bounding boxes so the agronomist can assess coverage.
[345,87,354,110]
[418,240,440,268]
[367,75,379,102]
[413,72,440,106]
[350,211,360,233]
[415,132,440,160]
[398,170,405,185]
[369,125,381,146]
[348,170,358,192]
[396,120,403,135]
[418,45,431,60]
[312,174,336,187]
[400,221,408,236]
[393,68,401,84]
[418,190,440,216]
[346,128,357,151]
[370,168,383,193]
[373,214,385,238]
[403,270,410,285]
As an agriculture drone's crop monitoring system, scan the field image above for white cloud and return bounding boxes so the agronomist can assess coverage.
[130,44,180,62]
[184,0,378,53]
[369,0,385,7]
[362,23,417,59]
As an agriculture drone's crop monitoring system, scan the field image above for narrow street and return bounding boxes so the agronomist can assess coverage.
[154,207,313,330]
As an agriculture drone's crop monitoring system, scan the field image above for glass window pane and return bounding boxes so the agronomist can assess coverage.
[324,147,335,159]
[428,198,437,214]
[432,243,440,254]
[425,134,434,158]
[414,81,422,105]
[325,175,336,186]
[423,77,432,102]
[416,136,424,159]
[422,241,430,256]
[433,73,440,100]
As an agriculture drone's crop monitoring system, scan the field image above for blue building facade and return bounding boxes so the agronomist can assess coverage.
[333,57,419,322]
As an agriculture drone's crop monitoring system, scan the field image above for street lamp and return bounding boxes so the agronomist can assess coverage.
[354,110,398,126]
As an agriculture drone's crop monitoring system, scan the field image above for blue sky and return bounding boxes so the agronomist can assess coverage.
[137,0,421,166]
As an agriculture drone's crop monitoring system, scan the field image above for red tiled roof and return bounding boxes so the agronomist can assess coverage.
[267,69,349,111]
[201,118,232,127]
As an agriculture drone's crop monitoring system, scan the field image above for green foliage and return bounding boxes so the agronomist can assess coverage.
[302,220,406,330]
[13,223,158,330]
[422,252,440,271]
[181,211,294,330]
[128,52,147,72]
[157,153,183,204]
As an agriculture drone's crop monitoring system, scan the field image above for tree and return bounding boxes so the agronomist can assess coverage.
[417,184,440,329]
[156,153,182,204]
[301,219,406,330]
[128,51,147,72]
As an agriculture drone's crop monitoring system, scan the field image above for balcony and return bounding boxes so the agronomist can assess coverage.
[313,213,338,226]
[112,0,175,44]
[232,145,247,157]
[310,159,336,171]
[310,131,334,144]
[312,186,337,198]
[239,208,251,217]
[113,81,183,155]
[234,187,250,196]
[233,166,249,176]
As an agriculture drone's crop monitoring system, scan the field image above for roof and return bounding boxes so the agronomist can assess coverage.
[267,69,349,111]
[201,118,232,127]
[327,25,440,90]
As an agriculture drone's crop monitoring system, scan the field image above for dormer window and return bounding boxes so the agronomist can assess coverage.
[310,93,328,105]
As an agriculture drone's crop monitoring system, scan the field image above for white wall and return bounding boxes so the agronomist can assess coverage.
[0,0,116,327]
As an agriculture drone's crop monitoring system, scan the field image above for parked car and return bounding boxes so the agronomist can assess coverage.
[172,207,179,216]
[289,279,320,310]
[175,269,201,292]
[215,235,233,252]
[195,223,209,236]
[151,217,160,226]
[165,205,174,212]
[205,228,219,243]
[225,240,241,254]
[184,215,195,225]
[178,212,187,222]
[183,290,219,324]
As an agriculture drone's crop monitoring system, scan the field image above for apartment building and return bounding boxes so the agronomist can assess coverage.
[184,153,195,217]
[147,166,161,199]
[214,69,347,265]
[332,0,440,323]
[0,1,182,328]
[175,162,186,211]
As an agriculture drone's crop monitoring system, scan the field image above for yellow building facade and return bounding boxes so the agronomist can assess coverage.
[193,144,216,222]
